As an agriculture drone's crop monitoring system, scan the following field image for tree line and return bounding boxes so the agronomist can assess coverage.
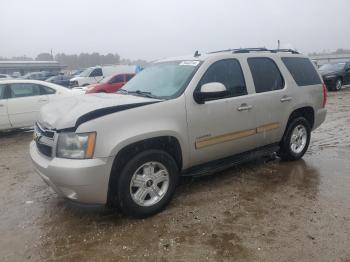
[0,52,148,70]
[309,48,350,56]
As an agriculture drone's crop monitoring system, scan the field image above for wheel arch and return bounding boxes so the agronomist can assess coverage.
[285,106,315,132]
[107,136,183,207]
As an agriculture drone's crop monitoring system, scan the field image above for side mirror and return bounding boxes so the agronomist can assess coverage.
[346,68,350,72]
[194,82,227,104]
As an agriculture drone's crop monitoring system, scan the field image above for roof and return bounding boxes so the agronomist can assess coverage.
[156,48,306,63]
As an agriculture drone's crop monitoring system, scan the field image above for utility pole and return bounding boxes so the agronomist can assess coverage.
[50,48,53,60]
[277,40,280,50]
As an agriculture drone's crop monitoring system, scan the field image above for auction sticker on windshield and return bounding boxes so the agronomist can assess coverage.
[179,61,200,66]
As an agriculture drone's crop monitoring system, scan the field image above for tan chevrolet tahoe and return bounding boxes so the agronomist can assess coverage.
[30,48,327,218]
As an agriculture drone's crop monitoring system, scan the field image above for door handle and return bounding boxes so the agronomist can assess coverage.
[280,96,293,102]
[0,104,4,107]
[237,104,253,111]
[38,98,48,102]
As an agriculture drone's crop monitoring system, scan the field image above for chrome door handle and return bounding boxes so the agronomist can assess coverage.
[280,96,293,102]
[237,104,253,111]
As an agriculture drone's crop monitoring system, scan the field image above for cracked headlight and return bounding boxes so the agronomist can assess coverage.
[56,132,96,159]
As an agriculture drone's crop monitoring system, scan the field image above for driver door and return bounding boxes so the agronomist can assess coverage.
[345,63,350,85]
[186,59,258,166]
[0,84,11,130]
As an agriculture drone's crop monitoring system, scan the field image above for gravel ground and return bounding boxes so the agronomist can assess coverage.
[0,88,350,262]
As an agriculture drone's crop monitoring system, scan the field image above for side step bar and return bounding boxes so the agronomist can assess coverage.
[181,144,279,177]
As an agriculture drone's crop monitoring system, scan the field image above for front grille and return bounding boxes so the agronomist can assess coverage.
[34,122,55,158]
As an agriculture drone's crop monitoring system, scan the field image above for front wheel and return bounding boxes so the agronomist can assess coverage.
[278,117,311,161]
[334,79,342,91]
[116,150,178,218]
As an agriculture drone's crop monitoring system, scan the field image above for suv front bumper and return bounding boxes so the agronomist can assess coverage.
[30,141,114,205]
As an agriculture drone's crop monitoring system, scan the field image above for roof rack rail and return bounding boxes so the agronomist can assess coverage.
[232,48,269,53]
[207,49,234,54]
[207,47,300,55]
[270,49,299,54]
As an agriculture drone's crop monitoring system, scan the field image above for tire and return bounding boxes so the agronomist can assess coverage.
[334,78,342,91]
[116,149,178,218]
[278,117,311,161]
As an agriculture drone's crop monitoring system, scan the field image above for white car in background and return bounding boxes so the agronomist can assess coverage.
[0,80,81,131]
[0,74,12,80]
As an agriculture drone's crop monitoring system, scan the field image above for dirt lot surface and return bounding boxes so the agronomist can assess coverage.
[1,88,350,262]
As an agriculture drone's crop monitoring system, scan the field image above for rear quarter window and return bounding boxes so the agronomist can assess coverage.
[281,57,322,86]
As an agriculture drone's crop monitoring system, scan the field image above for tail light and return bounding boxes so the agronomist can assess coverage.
[322,83,327,108]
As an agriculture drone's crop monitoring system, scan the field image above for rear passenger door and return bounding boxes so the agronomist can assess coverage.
[0,84,11,130]
[7,83,49,128]
[247,57,291,146]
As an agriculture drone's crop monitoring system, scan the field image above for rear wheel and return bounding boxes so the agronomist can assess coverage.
[278,117,311,161]
[116,150,178,218]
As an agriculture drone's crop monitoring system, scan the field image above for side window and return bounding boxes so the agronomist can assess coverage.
[0,84,5,99]
[90,68,103,77]
[126,74,134,81]
[200,59,247,97]
[9,83,40,98]
[39,85,56,95]
[110,75,124,84]
[248,58,284,93]
[281,57,321,86]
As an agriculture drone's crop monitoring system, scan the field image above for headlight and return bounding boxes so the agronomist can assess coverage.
[56,132,96,159]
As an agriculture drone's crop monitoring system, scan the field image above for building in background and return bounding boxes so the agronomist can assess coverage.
[0,61,66,76]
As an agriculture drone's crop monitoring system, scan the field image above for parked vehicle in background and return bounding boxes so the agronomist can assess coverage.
[0,74,12,80]
[30,48,327,218]
[0,80,80,131]
[70,69,84,77]
[22,72,46,81]
[86,73,135,93]
[69,65,137,89]
[11,72,21,78]
[319,62,350,91]
[46,75,72,87]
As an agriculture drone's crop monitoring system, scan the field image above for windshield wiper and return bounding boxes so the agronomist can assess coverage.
[128,90,159,99]
[117,88,129,94]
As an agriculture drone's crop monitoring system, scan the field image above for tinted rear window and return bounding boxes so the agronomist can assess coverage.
[282,57,321,86]
[248,58,284,93]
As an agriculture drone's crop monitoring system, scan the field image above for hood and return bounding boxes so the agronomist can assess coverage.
[319,69,342,77]
[70,76,83,82]
[39,93,160,130]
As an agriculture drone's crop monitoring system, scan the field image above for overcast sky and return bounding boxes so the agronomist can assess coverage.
[0,0,349,61]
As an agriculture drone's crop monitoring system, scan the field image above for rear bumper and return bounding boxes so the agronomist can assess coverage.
[313,108,327,130]
[30,141,114,205]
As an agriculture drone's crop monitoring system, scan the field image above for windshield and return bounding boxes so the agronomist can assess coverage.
[121,61,200,99]
[79,68,93,77]
[319,63,346,71]
[100,74,114,83]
